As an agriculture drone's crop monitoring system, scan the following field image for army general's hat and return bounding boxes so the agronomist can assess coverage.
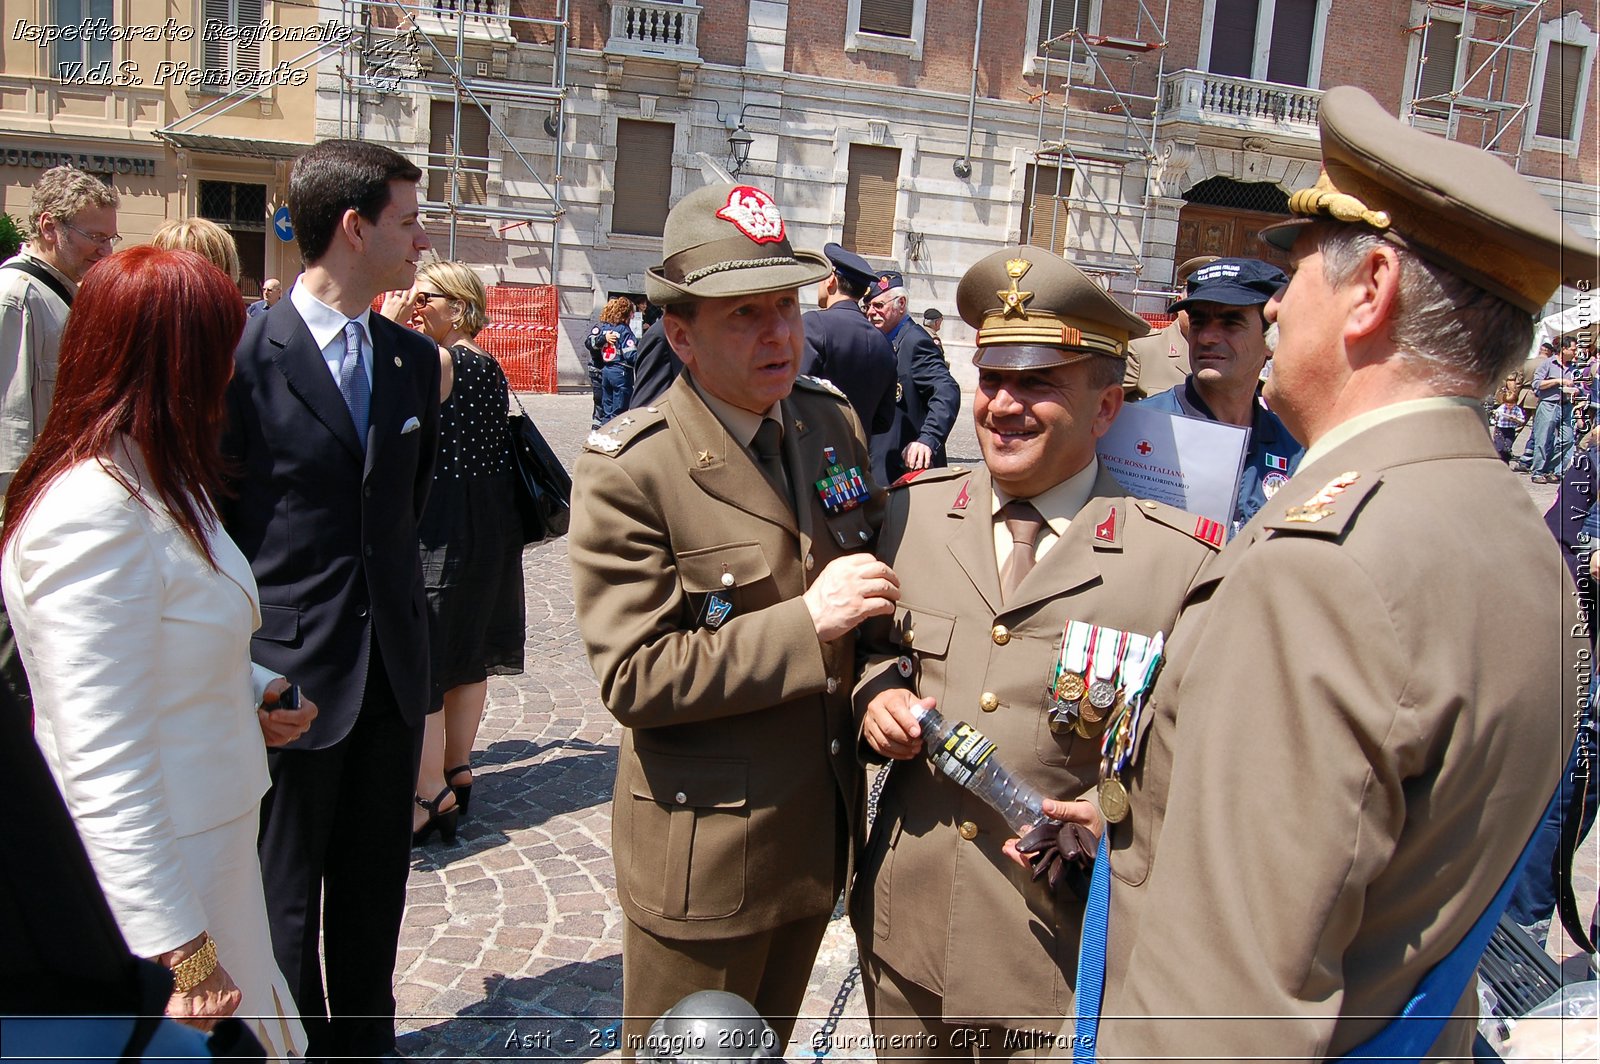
[1262,85,1595,314]
[957,246,1150,370]
[822,242,878,289]
[646,183,830,305]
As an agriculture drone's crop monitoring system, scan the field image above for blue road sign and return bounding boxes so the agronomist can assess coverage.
[273,206,294,242]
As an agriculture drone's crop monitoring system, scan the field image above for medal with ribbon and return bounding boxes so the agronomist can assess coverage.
[1096,631,1165,824]
[1049,620,1092,732]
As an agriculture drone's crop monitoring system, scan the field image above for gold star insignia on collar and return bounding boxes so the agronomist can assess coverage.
[697,450,714,465]
[793,419,806,433]
[999,257,1034,318]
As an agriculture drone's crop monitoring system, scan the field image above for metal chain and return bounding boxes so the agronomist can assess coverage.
[811,765,891,1059]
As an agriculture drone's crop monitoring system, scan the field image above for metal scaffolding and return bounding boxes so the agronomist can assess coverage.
[1404,0,1548,164]
[1024,0,1172,291]
[335,1,569,266]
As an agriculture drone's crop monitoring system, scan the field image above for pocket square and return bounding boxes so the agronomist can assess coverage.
[401,416,421,435]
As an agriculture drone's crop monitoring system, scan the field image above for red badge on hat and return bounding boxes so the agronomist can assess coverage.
[878,276,891,291]
[715,186,786,244]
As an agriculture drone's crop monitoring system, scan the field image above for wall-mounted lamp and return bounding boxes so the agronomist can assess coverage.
[727,124,754,177]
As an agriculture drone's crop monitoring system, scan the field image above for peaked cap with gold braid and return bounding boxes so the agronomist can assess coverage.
[1263,86,1595,313]
[956,246,1150,370]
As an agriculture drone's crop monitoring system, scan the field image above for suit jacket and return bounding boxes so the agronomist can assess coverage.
[871,319,960,484]
[1102,403,1580,1061]
[569,372,883,940]
[3,440,276,957]
[221,298,440,748]
[850,464,1216,1025]
[626,319,683,410]
[802,303,897,436]
[1123,320,1188,401]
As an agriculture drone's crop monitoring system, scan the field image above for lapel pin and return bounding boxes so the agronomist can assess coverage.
[393,356,403,367]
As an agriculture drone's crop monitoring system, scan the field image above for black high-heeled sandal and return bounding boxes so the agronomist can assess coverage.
[445,763,473,821]
[412,786,460,846]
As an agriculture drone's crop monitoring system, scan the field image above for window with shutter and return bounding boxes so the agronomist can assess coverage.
[1207,0,1259,78]
[428,103,491,206]
[612,120,675,238]
[1536,41,1583,140]
[843,145,900,258]
[859,0,915,38]
[1265,0,1315,85]
[1034,0,1092,56]
[1203,0,1328,85]
[202,0,264,74]
[1414,17,1460,117]
[1020,163,1073,255]
[50,0,113,78]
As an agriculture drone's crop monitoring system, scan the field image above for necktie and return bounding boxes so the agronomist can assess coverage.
[1000,500,1045,599]
[752,418,788,499]
[339,320,370,446]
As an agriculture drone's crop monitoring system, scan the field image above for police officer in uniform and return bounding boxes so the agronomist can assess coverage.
[1031,86,1591,1061]
[568,182,894,1057]
[1138,258,1302,536]
[801,242,897,436]
[867,271,961,484]
[852,247,1221,1056]
[1122,255,1217,401]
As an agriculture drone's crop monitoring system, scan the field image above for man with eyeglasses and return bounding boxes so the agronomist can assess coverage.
[0,164,119,716]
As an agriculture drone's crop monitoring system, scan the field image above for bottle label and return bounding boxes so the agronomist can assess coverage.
[931,721,996,788]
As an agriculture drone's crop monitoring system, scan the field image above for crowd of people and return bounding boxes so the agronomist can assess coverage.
[1,80,1595,1064]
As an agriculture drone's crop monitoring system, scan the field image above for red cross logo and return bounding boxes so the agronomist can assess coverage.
[1137,440,1153,456]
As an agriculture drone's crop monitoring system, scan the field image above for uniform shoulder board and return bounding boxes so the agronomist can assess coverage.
[1260,470,1379,538]
[794,375,850,402]
[1130,498,1225,550]
[890,465,969,491]
[582,405,666,457]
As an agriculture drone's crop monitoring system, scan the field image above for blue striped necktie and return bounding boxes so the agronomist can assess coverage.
[338,320,370,446]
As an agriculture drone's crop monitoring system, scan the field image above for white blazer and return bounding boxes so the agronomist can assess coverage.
[3,439,275,957]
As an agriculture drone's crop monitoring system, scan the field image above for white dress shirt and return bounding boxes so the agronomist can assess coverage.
[289,280,375,391]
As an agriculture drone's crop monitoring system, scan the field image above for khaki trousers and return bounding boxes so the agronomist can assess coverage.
[861,952,1075,1060]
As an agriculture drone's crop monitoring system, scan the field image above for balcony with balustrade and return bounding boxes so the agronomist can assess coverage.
[411,0,515,43]
[603,1,701,94]
[1158,69,1322,143]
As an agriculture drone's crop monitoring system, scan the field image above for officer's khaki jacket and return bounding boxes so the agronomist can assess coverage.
[1102,402,1580,1061]
[569,372,882,940]
[1123,320,1188,401]
[851,462,1217,1027]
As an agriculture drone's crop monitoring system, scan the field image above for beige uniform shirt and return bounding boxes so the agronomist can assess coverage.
[0,248,73,488]
[851,462,1218,1027]
[1102,401,1580,1061]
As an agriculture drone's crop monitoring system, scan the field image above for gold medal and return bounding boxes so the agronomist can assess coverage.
[1099,777,1129,823]
[1049,708,1075,734]
[1055,672,1087,703]
[1073,714,1095,739]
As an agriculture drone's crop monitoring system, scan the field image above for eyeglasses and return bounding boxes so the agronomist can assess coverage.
[415,291,450,304]
[63,222,121,249]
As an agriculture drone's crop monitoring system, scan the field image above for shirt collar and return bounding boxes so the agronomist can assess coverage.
[1299,396,1481,469]
[992,457,1101,537]
[18,245,78,296]
[887,317,911,344]
[689,374,779,450]
[289,281,373,355]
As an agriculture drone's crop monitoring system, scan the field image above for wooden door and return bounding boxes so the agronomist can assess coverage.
[1175,205,1292,272]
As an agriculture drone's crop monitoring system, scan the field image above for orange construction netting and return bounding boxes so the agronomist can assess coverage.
[368,284,561,393]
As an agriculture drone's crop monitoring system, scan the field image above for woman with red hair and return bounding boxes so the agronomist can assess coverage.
[1,247,309,1056]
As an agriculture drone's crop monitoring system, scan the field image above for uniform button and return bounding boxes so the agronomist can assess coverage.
[805,553,815,572]
[357,606,369,618]
[858,530,869,542]
[903,628,915,645]
[720,571,735,587]
[979,692,999,712]
[958,821,979,840]
[674,791,687,805]
[826,677,839,694]
[991,624,1010,646]
[830,739,842,755]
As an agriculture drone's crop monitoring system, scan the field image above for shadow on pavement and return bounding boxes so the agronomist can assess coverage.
[397,955,625,1059]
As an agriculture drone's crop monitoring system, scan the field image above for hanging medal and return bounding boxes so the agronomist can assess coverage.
[1081,626,1125,726]
[1095,631,1164,824]
[1048,620,1092,733]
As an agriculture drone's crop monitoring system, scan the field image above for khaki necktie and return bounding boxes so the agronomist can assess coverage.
[1000,500,1046,600]
[752,418,789,500]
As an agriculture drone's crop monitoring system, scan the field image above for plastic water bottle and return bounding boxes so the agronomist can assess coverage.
[912,702,1050,834]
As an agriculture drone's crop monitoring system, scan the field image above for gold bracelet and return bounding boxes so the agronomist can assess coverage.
[169,933,217,994]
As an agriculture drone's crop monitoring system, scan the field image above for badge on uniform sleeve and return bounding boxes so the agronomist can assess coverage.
[1262,471,1288,498]
[704,593,734,630]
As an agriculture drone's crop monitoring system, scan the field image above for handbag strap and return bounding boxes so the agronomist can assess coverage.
[1,259,72,307]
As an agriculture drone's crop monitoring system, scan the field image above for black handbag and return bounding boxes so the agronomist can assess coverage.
[508,393,572,545]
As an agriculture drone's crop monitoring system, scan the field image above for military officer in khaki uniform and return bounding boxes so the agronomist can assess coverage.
[1122,255,1217,400]
[1030,86,1591,1061]
[852,247,1221,1056]
[569,182,897,1057]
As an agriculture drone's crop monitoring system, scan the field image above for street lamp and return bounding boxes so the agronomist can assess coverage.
[727,124,754,177]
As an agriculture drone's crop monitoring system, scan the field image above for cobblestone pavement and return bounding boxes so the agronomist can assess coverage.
[392,392,1595,1060]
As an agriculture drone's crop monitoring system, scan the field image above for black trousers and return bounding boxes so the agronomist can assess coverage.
[257,641,422,1062]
